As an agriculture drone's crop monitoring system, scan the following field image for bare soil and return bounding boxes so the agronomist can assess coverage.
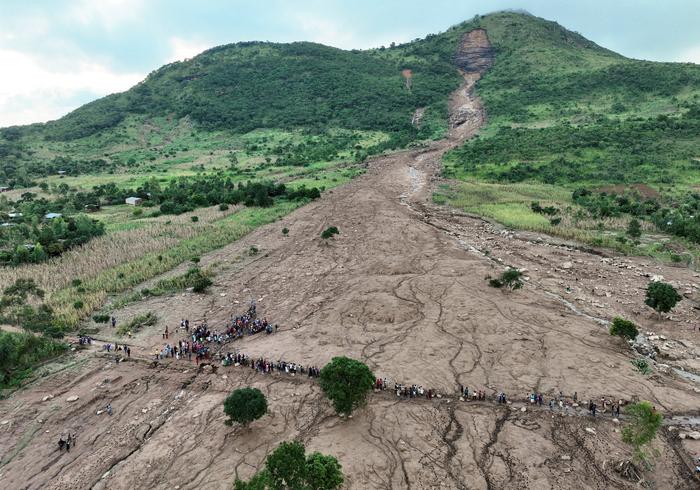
[1,30,699,489]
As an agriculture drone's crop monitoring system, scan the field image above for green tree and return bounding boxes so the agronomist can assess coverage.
[622,401,662,464]
[609,317,639,340]
[235,441,344,490]
[233,470,270,490]
[319,356,375,415]
[266,441,307,489]
[224,387,268,427]
[627,218,641,239]
[0,278,46,327]
[644,281,681,314]
[305,452,344,490]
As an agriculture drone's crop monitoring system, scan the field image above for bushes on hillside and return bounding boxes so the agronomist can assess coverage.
[609,317,638,340]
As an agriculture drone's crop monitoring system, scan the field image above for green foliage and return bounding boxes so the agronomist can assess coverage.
[266,441,308,489]
[0,214,105,267]
[320,226,339,240]
[34,40,459,141]
[223,387,267,427]
[645,281,682,314]
[622,401,662,463]
[319,356,374,415]
[191,215,199,222]
[282,227,289,236]
[0,279,57,335]
[235,440,343,490]
[627,219,641,239]
[609,317,638,340]
[305,452,344,490]
[488,268,523,290]
[219,203,229,211]
[92,313,110,323]
[631,358,651,375]
[117,312,157,336]
[0,331,68,388]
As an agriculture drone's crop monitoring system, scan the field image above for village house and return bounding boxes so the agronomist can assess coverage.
[44,212,63,220]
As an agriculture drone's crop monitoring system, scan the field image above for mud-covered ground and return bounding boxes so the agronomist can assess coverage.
[1,30,699,489]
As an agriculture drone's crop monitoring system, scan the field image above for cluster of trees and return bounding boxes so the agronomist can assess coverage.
[0,175,321,266]
[234,440,343,490]
[0,279,62,337]
[0,214,105,266]
[0,331,67,389]
[572,188,700,244]
[446,111,700,185]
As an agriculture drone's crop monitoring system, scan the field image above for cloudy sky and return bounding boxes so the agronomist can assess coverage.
[1,0,699,128]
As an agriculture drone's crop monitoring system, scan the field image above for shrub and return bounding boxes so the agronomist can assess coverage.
[609,317,639,340]
[631,358,651,375]
[645,281,681,314]
[73,300,84,310]
[132,208,143,217]
[190,269,213,293]
[321,226,339,240]
[191,216,199,222]
[224,387,267,427]
[248,245,259,256]
[622,401,662,464]
[117,312,157,336]
[627,219,642,239]
[219,203,229,211]
[319,356,375,415]
[71,279,82,287]
[488,268,523,290]
[92,314,110,323]
[282,227,289,236]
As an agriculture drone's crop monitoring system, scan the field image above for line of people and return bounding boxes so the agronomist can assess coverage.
[221,351,321,378]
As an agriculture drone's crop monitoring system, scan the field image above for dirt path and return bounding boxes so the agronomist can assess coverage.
[1,29,699,489]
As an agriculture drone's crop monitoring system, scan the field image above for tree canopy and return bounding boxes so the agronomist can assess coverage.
[319,356,375,415]
[621,401,662,463]
[224,387,268,427]
[234,440,344,490]
[644,281,682,314]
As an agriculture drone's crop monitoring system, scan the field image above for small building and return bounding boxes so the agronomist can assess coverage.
[1,222,14,228]
[57,170,67,175]
[0,186,10,193]
[44,212,63,220]
[8,212,23,219]
[125,196,143,206]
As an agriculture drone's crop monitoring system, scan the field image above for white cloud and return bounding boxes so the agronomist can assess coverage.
[167,37,211,62]
[0,48,143,126]
[68,0,145,30]
[676,45,700,64]
[293,13,408,49]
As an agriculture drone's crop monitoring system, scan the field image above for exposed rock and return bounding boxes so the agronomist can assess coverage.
[66,395,79,402]
[585,427,596,435]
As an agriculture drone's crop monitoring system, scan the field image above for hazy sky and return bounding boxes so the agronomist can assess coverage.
[1,0,699,127]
